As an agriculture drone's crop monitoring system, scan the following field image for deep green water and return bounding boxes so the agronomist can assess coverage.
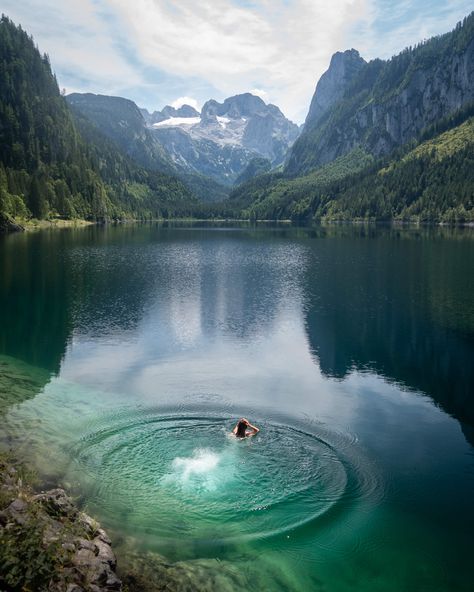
[1,224,473,591]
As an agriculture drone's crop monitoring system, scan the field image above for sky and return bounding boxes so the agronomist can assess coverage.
[2,0,472,123]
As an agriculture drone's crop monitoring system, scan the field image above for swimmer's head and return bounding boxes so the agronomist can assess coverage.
[236,418,248,438]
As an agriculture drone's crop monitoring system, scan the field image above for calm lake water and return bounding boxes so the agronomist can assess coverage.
[1,224,473,591]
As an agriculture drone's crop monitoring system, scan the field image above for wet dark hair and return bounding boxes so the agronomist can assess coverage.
[236,419,247,438]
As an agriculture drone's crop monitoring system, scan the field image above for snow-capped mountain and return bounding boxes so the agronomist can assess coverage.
[67,92,299,188]
[141,93,300,184]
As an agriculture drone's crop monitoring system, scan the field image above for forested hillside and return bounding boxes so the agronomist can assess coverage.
[1,12,472,227]
[0,16,196,225]
[66,93,230,203]
[230,107,474,223]
[232,14,474,223]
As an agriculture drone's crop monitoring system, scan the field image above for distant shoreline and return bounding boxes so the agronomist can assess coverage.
[2,216,474,234]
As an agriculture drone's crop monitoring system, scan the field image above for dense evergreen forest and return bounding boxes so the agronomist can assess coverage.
[229,107,474,223]
[0,16,198,225]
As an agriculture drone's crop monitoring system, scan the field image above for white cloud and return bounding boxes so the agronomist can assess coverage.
[2,0,473,123]
[354,0,474,60]
[250,88,269,102]
[110,0,374,122]
[1,0,143,94]
[171,96,201,111]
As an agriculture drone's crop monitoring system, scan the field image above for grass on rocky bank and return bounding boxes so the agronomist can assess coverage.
[0,452,65,591]
[0,451,122,592]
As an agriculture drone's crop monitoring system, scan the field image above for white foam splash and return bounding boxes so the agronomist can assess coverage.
[162,448,223,492]
[173,448,220,478]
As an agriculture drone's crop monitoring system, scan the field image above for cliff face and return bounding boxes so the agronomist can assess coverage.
[150,125,257,185]
[304,49,367,128]
[287,13,474,175]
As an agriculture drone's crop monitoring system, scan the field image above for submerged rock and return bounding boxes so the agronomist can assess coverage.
[118,549,285,592]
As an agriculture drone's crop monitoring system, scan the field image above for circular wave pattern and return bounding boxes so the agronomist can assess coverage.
[71,411,375,545]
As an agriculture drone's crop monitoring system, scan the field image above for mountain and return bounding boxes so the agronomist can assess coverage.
[75,92,299,188]
[0,16,196,225]
[304,49,366,128]
[67,93,229,202]
[232,13,474,223]
[234,157,272,186]
[67,93,177,175]
[141,104,200,125]
[287,13,474,175]
[231,109,474,223]
[148,93,300,185]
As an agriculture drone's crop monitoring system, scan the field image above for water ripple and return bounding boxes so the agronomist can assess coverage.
[70,409,382,547]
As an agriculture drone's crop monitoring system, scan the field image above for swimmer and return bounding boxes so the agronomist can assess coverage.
[233,418,259,438]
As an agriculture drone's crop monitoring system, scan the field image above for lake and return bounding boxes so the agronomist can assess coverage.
[1,223,473,591]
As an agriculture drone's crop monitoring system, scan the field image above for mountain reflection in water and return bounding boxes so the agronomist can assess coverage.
[1,224,472,444]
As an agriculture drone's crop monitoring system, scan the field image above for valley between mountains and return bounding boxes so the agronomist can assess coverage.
[0,12,473,227]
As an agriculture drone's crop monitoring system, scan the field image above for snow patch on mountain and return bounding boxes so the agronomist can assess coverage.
[217,116,231,129]
[153,116,201,128]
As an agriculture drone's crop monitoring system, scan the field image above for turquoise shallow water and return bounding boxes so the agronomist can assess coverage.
[0,224,474,591]
[73,413,352,544]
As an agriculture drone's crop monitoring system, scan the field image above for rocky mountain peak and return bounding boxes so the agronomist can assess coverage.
[162,104,200,119]
[288,14,474,176]
[304,48,366,128]
[141,104,200,125]
[201,99,221,121]
[150,92,300,184]
[68,92,145,130]
[222,93,267,117]
[201,93,269,121]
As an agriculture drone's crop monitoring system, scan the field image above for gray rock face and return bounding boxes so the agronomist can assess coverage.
[162,104,200,119]
[141,104,201,125]
[152,125,258,184]
[151,92,299,185]
[304,49,366,129]
[288,15,474,175]
[376,41,474,147]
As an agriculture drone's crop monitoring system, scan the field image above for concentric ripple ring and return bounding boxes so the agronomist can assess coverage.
[70,411,379,546]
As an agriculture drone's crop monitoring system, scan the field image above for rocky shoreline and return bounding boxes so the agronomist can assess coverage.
[0,454,255,592]
[0,455,121,592]
[0,212,24,233]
